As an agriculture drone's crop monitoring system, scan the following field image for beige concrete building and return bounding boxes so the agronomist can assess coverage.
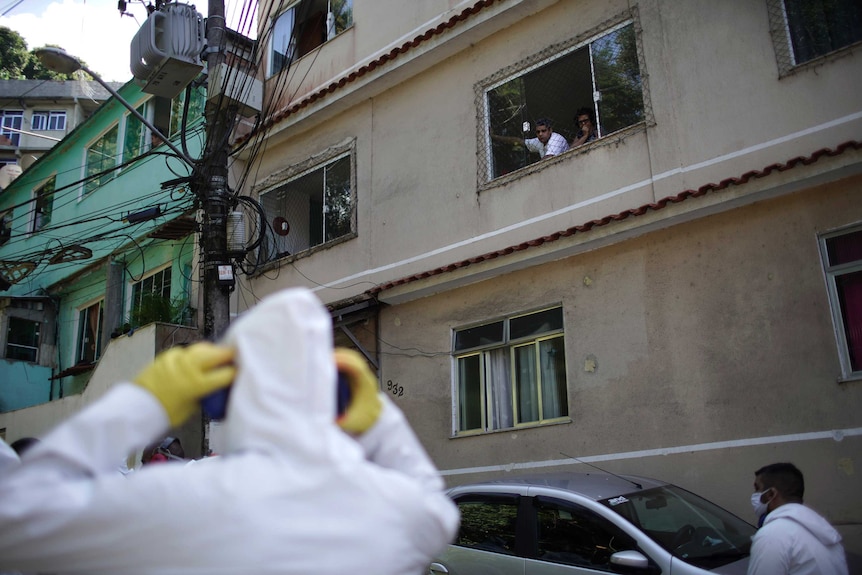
[0,79,117,175]
[234,0,862,551]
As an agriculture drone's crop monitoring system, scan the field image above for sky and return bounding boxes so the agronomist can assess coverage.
[0,0,254,83]
[2,0,161,82]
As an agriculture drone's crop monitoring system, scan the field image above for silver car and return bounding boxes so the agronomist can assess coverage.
[430,472,754,574]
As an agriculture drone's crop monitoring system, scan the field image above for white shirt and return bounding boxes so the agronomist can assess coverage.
[0,288,459,575]
[748,503,848,575]
[525,131,569,158]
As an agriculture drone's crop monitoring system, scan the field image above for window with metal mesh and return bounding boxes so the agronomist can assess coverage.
[767,0,862,75]
[259,153,353,261]
[479,20,645,183]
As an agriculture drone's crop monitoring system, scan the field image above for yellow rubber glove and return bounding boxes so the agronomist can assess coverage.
[134,343,236,427]
[334,348,383,435]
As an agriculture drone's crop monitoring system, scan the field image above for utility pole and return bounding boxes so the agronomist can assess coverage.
[199,0,237,341]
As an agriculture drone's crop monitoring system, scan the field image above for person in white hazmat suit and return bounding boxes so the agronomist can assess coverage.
[0,287,459,574]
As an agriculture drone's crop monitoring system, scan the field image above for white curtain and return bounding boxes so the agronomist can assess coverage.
[487,347,513,429]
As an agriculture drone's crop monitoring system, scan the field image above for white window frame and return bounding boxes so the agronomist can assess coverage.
[32,110,67,131]
[0,110,24,147]
[453,306,569,435]
[76,299,104,364]
[30,111,47,131]
[819,224,862,380]
[48,110,67,131]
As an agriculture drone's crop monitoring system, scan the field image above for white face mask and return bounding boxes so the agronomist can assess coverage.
[751,490,772,518]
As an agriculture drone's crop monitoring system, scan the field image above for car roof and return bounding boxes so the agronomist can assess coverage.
[447,471,669,502]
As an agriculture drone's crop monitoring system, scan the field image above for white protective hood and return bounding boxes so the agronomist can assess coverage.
[222,287,344,457]
[0,287,458,574]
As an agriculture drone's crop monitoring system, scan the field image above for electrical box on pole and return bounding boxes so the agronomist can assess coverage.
[130,2,205,99]
[207,63,263,118]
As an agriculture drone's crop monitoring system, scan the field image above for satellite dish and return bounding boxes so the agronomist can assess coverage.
[0,164,22,189]
[20,155,38,170]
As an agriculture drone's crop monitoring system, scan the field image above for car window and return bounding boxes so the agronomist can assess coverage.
[535,497,637,571]
[601,485,754,569]
[454,494,520,555]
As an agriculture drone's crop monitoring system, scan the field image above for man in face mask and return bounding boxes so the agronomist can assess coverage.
[748,462,848,575]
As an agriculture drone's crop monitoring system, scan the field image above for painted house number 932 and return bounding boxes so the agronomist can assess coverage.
[386,380,404,397]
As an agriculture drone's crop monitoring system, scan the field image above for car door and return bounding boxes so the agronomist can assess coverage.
[524,496,649,574]
[430,493,527,575]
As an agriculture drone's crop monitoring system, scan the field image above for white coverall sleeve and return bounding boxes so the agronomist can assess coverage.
[0,383,169,571]
[356,394,445,491]
[355,394,460,561]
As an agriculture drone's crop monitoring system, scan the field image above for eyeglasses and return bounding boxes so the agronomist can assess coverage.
[577,118,591,125]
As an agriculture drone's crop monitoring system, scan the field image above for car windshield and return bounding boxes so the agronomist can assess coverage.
[600,485,756,569]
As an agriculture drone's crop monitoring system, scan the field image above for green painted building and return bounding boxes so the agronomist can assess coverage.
[0,80,205,412]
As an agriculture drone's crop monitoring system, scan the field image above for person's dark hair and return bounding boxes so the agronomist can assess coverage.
[755,462,805,501]
[575,107,593,123]
[535,117,553,129]
[10,437,39,456]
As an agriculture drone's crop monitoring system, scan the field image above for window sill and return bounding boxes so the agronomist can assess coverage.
[251,232,357,278]
[778,41,862,79]
[837,374,862,385]
[450,417,572,439]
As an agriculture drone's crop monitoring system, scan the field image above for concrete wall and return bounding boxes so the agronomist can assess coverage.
[0,360,52,411]
[375,176,862,551]
[239,0,862,306]
[0,322,203,461]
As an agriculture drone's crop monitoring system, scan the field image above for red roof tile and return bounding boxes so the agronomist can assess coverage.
[370,140,862,295]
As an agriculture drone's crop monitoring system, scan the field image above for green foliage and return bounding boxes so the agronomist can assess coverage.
[23,45,91,80]
[0,27,92,80]
[128,292,193,328]
[0,27,30,79]
[593,24,643,134]
[323,155,352,242]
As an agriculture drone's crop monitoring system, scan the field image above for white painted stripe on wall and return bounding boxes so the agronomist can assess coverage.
[439,426,862,477]
[315,111,862,293]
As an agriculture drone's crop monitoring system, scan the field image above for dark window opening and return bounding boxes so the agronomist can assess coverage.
[6,316,40,362]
